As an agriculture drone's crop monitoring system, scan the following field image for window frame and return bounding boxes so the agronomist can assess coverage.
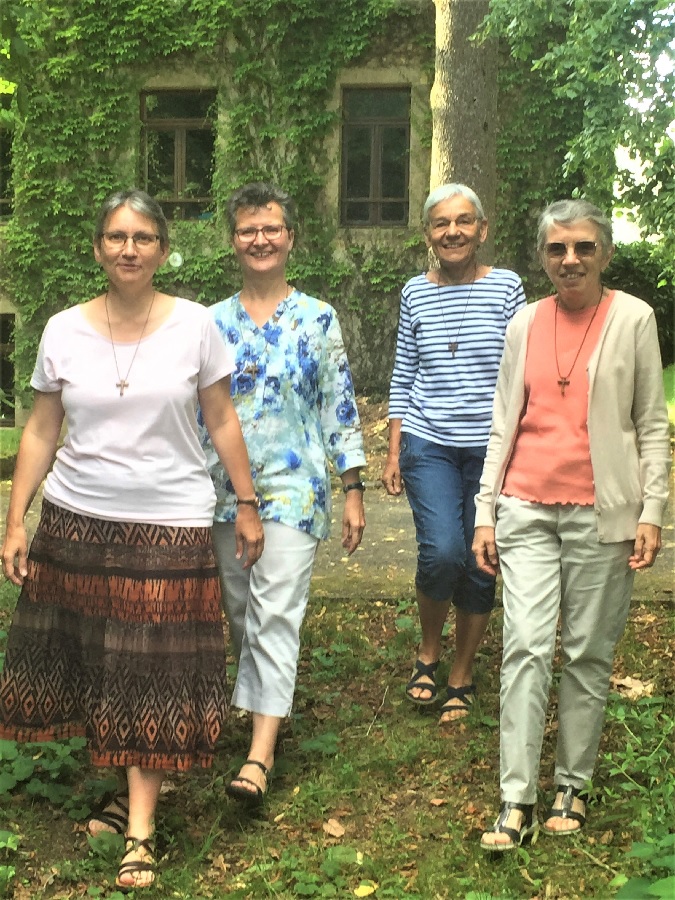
[140,89,217,220]
[339,86,411,227]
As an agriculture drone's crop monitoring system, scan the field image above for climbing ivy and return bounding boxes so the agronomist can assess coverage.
[0,0,429,401]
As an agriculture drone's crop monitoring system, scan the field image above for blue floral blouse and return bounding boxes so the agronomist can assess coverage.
[199,289,366,540]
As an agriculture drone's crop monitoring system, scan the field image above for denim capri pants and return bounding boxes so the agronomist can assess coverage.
[398,432,495,613]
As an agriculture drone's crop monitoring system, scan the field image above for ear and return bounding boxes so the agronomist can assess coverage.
[423,228,432,249]
[601,244,615,270]
[478,218,489,244]
[158,244,170,266]
[93,241,103,264]
[287,228,295,251]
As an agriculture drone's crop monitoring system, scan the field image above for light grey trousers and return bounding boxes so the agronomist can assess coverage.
[212,521,318,718]
[495,495,635,804]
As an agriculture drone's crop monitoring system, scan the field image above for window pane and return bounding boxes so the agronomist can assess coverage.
[144,91,215,120]
[380,202,407,224]
[146,131,175,198]
[345,88,409,120]
[185,130,214,197]
[344,126,372,198]
[343,201,371,224]
[380,126,408,198]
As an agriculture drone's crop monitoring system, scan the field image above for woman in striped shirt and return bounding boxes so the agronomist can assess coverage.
[382,184,525,725]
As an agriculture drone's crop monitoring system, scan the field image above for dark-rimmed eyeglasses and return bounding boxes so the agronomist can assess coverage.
[102,231,161,250]
[544,241,597,259]
[234,224,288,243]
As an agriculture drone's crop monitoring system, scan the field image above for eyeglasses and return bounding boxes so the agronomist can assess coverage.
[102,231,161,250]
[234,224,288,243]
[429,215,478,234]
[544,241,597,259]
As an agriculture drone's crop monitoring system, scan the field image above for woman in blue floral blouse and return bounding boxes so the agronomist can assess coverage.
[200,182,366,804]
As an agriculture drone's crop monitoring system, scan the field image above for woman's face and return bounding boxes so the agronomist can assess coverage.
[540,219,614,307]
[94,205,168,287]
[231,202,294,279]
[424,195,487,270]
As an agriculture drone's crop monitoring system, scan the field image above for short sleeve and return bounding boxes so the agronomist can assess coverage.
[198,314,236,389]
[30,319,62,393]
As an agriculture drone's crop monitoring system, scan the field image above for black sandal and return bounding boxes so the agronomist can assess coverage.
[438,683,475,723]
[87,791,129,837]
[226,759,270,806]
[542,784,587,835]
[115,836,156,892]
[405,659,440,705]
[480,801,538,852]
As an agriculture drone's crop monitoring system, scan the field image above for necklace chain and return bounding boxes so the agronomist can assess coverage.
[105,291,156,396]
[436,263,478,357]
[553,286,603,397]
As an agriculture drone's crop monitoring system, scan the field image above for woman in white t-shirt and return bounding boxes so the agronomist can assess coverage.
[0,189,264,891]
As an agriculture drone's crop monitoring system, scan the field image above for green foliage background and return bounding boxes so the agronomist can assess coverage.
[0,0,673,400]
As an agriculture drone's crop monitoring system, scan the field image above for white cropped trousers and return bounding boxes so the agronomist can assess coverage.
[212,521,318,718]
[495,495,635,804]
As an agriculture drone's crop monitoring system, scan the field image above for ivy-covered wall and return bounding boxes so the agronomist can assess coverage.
[0,0,434,407]
[1,0,672,415]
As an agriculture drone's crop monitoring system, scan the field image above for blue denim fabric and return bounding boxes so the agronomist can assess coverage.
[399,433,495,612]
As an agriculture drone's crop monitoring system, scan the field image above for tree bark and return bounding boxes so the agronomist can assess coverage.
[430,0,497,261]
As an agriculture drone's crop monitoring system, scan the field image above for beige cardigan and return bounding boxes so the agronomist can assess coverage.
[475,290,671,542]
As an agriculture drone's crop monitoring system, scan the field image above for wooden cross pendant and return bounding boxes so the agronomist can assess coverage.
[449,341,458,356]
[116,379,129,396]
[558,377,570,397]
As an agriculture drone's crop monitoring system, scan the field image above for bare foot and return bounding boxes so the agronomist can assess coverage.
[116,837,155,890]
[481,806,528,849]
[544,792,586,833]
[87,793,129,837]
[230,761,269,797]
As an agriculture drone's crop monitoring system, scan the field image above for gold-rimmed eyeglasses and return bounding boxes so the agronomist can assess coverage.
[234,224,288,243]
[429,214,479,234]
[102,231,161,250]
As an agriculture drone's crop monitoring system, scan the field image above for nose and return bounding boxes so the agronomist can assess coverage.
[121,237,137,254]
[252,228,269,246]
[562,245,580,264]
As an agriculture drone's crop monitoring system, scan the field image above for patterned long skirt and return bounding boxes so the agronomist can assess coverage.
[0,500,228,771]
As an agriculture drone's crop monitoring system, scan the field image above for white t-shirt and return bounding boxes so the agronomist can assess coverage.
[32,298,235,526]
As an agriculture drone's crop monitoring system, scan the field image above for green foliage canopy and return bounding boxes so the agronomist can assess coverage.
[484,0,675,249]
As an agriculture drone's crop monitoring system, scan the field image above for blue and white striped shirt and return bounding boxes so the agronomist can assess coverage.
[388,268,526,447]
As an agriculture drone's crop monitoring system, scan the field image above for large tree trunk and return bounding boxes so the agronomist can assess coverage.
[430,0,497,261]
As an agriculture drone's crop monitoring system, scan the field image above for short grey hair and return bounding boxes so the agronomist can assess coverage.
[422,183,485,226]
[226,182,297,236]
[94,189,170,250]
[537,199,613,254]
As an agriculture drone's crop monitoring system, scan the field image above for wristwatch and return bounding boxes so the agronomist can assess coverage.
[342,481,365,494]
[236,496,260,509]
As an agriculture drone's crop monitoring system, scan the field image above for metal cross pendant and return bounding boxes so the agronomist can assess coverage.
[558,377,570,397]
[449,341,458,356]
[116,379,129,396]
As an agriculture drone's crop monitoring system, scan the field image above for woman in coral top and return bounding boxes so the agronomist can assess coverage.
[473,199,670,852]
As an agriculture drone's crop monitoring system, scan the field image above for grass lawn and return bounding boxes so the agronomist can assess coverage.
[0,571,673,899]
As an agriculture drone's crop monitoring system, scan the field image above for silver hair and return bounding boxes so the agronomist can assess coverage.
[537,199,613,254]
[422,183,485,226]
[94,189,170,250]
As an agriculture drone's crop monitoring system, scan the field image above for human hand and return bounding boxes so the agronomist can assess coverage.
[234,506,265,568]
[628,523,661,570]
[2,523,29,586]
[381,456,403,496]
[341,491,365,555]
[472,526,500,576]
